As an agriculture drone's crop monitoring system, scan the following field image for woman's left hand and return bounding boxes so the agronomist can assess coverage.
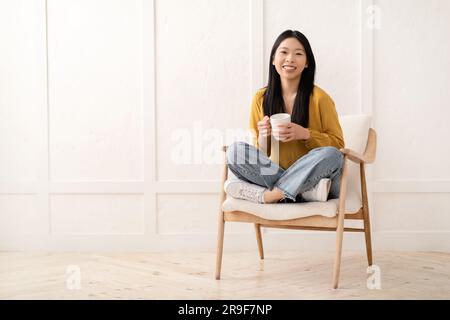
[272,122,310,142]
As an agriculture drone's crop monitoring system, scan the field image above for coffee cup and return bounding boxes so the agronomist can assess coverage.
[270,113,291,141]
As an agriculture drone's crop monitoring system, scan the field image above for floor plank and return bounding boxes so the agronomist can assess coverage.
[0,251,449,299]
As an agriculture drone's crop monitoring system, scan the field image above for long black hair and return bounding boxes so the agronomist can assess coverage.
[263,30,316,128]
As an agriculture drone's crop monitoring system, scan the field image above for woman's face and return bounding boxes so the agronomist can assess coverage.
[272,37,308,81]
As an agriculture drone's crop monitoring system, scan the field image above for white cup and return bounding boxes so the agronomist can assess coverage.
[270,113,291,141]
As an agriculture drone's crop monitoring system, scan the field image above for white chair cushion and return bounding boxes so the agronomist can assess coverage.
[223,114,371,220]
[222,196,339,220]
[339,114,372,154]
[222,189,362,220]
[339,114,372,213]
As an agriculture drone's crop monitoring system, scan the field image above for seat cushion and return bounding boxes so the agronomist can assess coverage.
[222,195,339,220]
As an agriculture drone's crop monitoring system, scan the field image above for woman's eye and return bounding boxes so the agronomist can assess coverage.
[280,51,286,54]
[296,53,303,55]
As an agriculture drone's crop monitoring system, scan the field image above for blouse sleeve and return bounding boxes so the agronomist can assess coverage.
[303,94,345,150]
[248,90,265,148]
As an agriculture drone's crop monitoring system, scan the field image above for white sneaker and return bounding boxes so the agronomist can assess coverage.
[224,179,266,204]
[301,178,331,202]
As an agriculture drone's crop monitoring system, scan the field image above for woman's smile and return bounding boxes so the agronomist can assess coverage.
[282,65,297,72]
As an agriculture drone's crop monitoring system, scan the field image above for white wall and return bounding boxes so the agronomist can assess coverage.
[0,0,449,251]
[371,0,450,250]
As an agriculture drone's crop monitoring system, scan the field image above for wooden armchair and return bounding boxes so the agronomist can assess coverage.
[215,115,377,289]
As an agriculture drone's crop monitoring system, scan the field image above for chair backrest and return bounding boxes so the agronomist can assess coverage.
[338,114,372,213]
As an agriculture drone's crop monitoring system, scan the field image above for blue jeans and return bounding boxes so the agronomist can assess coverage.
[226,141,343,202]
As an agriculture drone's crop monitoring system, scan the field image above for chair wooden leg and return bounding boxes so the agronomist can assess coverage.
[216,147,228,280]
[361,163,373,266]
[332,217,344,289]
[215,212,225,280]
[364,215,373,266]
[362,205,373,266]
[333,156,348,289]
[254,224,264,260]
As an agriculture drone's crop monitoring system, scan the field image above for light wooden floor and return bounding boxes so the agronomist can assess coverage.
[0,251,449,299]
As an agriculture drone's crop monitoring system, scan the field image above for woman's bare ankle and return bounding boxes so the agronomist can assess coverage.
[263,188,285,203]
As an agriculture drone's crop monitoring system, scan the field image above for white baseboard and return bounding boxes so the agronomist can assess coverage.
[0,231,449,252]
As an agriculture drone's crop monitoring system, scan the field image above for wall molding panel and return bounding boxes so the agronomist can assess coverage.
[1,0,449,251]
[3,179,450,196]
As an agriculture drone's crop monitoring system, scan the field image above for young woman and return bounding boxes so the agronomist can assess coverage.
[225,30,345,204]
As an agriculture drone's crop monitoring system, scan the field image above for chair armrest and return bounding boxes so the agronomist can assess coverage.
[340,128,377,164]
[340,148,369,164]
[219,146,229,204]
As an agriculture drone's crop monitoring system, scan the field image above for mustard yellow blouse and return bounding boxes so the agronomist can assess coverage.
[249,86,345,169]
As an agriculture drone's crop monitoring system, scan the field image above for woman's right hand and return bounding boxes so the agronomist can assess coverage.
[257,116,271,138]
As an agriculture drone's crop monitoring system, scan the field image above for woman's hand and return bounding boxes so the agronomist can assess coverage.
[272,122,310,142]
[257,116,272,138]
